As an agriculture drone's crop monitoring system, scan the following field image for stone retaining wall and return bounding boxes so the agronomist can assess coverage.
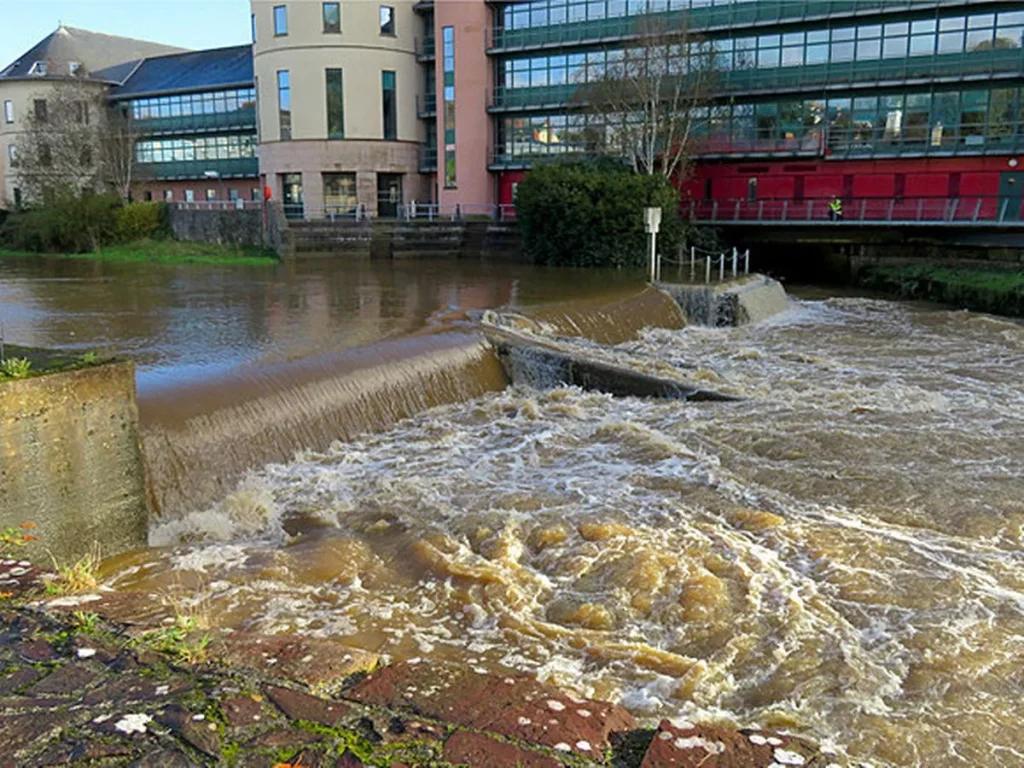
[658,275,790,327]
[0,361,148,565]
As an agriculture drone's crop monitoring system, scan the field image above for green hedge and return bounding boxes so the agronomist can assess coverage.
[0,195,169,254]
[515,161,684,269]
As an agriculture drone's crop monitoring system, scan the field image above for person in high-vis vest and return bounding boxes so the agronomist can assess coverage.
[829,197,844,221]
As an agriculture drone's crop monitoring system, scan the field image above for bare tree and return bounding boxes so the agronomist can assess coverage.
[14,80,139,203]
[573,14,718,181]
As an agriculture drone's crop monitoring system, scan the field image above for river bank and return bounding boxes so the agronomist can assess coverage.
[0,564,838,767]
[0,239,278,266]
[855,264,1024,317]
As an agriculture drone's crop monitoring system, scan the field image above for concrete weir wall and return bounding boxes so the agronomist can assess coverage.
[658,275,790,327]
[0,362,149,565]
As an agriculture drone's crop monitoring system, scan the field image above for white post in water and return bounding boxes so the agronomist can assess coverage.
[732,247,738,277]
[705,255,711,284]
[744,249,750,274]
[690,246,696,282]
[643,207,662,283]
[719,252,725,281]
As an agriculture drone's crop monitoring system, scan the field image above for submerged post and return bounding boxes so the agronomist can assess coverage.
[690,246,696,282]
[732,247,738,277]
[744,249,750,274]
[719,252,725,281]
[705,255,711,284]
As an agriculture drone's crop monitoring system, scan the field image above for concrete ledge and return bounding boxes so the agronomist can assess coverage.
[657,274,790,327]
[0,361,149,565]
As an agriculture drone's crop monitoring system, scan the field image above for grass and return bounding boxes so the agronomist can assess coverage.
[0,238,279,266]
[0,344,109,382]
[44,546,103,595]
[0,357,32,379]
[859,264,1024,317]
[131,616,213,665]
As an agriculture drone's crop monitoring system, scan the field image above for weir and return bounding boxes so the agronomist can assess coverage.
[138,284,691,520]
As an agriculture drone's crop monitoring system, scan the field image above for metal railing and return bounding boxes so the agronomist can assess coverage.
[686,196,1024,226]
[399,202,518,221]
[416,93,436,117]
[416,35,436,59]
[657,244,750,284]
[172,200,263,211]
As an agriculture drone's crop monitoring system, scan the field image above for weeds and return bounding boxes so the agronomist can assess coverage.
[0,357,32,379]
[0,523,37,557]
[132,616,212,664]
[45,545,102,595]
[71,610,102,632]
[81,352,98,365]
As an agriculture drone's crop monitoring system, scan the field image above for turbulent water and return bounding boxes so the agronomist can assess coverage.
[104,297,1024,767]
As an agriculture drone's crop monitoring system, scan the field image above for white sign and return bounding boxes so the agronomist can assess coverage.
[643,207,662,234]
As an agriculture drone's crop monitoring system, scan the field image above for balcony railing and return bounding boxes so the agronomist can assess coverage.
[417,93,437,117]
[487,0,983,52]
[416,35,436,60]
[686,196,1024,226]
[419,144,438,172]
[136,157,259,181]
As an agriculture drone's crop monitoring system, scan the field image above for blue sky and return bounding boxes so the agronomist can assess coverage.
[0,0,252,69]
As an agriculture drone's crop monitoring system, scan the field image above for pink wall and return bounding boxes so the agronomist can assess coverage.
[436,0,494,207]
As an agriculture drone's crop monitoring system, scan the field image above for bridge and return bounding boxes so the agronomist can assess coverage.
[686,196,1024,227]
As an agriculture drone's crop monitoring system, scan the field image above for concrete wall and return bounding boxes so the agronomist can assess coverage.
[167,206,269,248]
[658,275,790,327]
[0,361,149,565]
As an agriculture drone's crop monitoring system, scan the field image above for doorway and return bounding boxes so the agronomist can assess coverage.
[282,173,304,219]
[998,172,1024,221]
[377,173,402,218]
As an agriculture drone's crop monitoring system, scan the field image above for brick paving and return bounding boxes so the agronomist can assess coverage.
[0,561,846,767]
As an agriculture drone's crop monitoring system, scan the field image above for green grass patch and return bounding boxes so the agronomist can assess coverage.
[858,264,1024,317]
[0,238,278,266]
[0,344,110,381]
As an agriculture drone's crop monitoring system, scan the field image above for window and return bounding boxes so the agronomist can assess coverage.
[229,188,240,201]
[34,99,47,123]
[29,61,47,76]
[39,143,52,167]
[3,100,12,123]
[185,189,195,203]
[144,191,153,201]
[323,2,341,33]
[69,61,82,75]
[277,70,291,140]
[274,5,288,35]
[252,188,262,201]
[382,70,396,140]
[251,13,257,42]
[206,189,217,201]
[442,26,455,187]
[164,190,174,201]
[326,68,344,138]
[323,172,357,212]
[74,101,88,125]
[7,145,16,164]
[380,6,395,35]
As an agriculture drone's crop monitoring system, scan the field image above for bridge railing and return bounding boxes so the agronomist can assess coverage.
[686,196,1024,226]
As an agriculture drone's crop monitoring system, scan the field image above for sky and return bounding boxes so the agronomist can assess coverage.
[0,0,252,69]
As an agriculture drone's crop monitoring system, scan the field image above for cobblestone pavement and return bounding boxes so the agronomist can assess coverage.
[0,561,844,767]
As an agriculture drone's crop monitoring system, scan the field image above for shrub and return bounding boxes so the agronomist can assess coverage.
[0,191,122,253]
[515,160,684,269]
[117,202,170,242]
[0,357,32,379]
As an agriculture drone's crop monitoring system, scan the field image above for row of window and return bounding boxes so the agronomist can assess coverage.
[143,188,263,203]
[127,89,256,121]
[135,135,256,164]
[265,3,395,38]
[274,68,396,141]
[442,26,456,188]
[497,10,1024,89]
[2,99,89,126]
[495,85,1024,160]
[498,0,1014,30]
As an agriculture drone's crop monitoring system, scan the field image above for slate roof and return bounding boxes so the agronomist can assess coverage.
[0,25,185,81]
[108,45,254,99]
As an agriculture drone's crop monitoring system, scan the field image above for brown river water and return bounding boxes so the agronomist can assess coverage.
[3,258,1023,766]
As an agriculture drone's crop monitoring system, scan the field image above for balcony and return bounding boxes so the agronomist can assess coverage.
[417,93,437,118]
[136,157,259,181]
[419,144,438,172]
[487,0,986,53]
[132,107,257,137]
[416,36,436,62]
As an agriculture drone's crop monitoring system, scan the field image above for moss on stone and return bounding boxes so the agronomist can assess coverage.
[857,265,1024,317]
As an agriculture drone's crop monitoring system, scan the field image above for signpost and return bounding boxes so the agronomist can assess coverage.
[643,207,662,282]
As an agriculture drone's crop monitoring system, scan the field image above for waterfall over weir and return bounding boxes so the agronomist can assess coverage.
[137,286,686,519]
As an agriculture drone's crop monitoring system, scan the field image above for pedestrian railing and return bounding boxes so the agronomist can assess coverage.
[269,203,519,223]
[686,196,1024,226]
[657,245,750,284]
[172,200,264,211]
